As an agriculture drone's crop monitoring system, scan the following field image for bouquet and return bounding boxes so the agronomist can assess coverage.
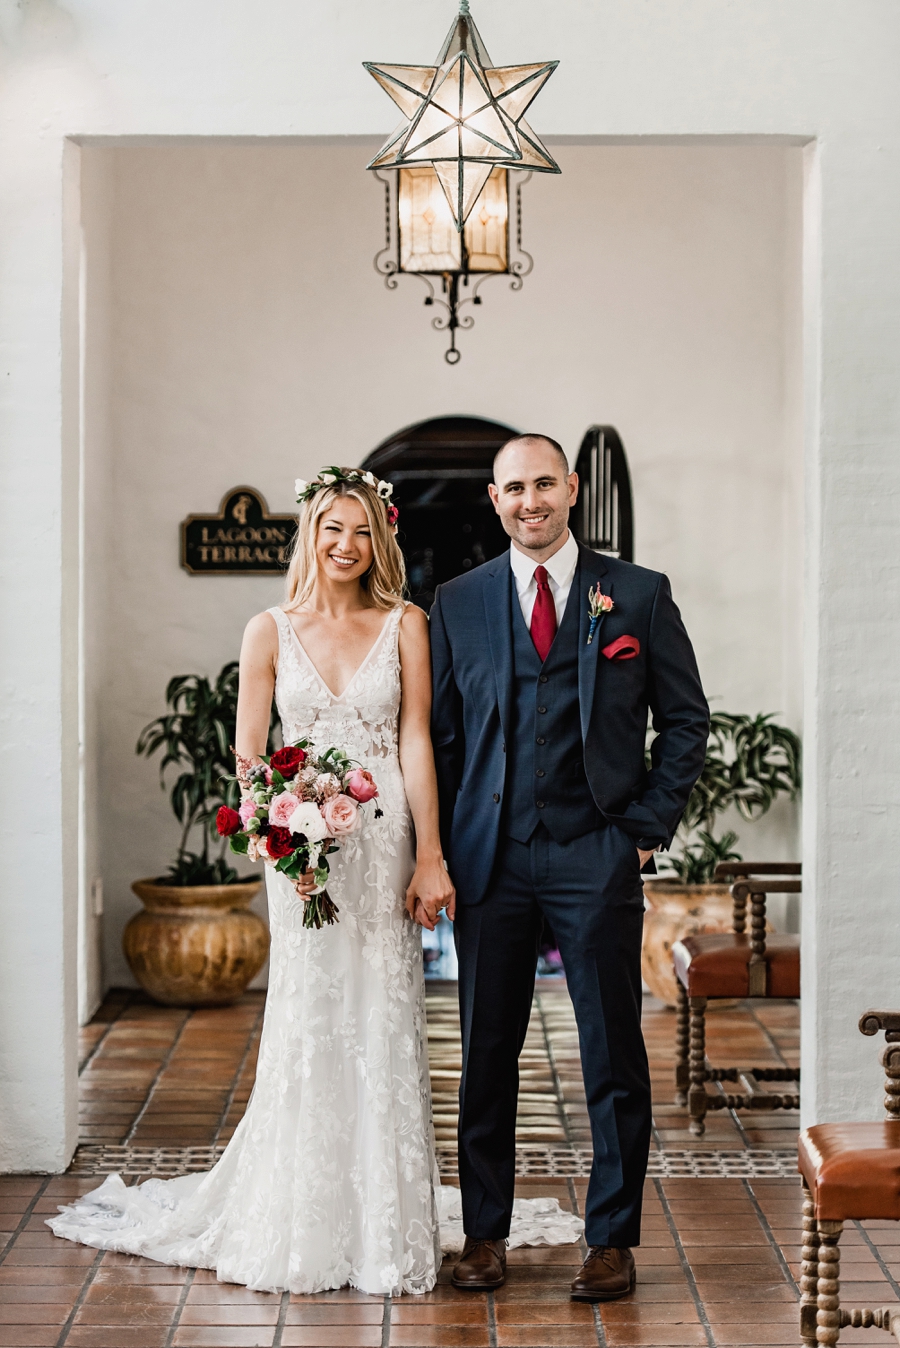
[216,741,380,929]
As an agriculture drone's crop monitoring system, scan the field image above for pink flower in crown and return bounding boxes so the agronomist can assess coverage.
[269,791,301,829]
[239,798,257,826]
[387,504,399,527]
[321,793,360,836]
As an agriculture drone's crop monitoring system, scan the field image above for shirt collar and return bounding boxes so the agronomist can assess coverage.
[509,530,579,591]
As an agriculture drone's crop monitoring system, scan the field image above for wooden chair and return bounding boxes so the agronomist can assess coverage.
[672,861,802,1136]
[799,1010,900,1347]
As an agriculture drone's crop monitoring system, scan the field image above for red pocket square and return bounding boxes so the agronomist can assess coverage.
[602,634,641,662]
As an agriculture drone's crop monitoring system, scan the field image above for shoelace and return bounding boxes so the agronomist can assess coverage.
[585,1246,620,1268]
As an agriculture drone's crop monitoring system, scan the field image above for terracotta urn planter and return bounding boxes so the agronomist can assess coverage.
[124,878,269,1007]
[641,879,737,1008]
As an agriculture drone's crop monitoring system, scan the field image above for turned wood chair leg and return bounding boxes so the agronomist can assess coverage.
[675,979,690,1106]
[799,1183,818,1347]
[688,996,708,1137]
[816,1219,843,1347]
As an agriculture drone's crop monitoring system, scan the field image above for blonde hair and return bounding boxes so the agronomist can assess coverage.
[284,474,406,612]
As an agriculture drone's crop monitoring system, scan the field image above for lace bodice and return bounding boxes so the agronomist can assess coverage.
[269,604,403,765]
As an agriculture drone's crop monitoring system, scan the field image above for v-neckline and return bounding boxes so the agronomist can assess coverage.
[283,607,396,702]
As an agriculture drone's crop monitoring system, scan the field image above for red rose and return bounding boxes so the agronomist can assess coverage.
[266,825,296,860]
[216,806,241,836]
[270,745,307,780]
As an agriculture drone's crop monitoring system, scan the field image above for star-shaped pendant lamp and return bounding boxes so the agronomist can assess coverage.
[365,1,559,229]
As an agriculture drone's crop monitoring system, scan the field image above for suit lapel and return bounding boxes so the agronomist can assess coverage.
[576,545,611,743]
[483,554,513,741]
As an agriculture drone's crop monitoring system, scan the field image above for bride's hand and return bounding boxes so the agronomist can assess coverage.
[406,858,456,930]
[292,869,317,900]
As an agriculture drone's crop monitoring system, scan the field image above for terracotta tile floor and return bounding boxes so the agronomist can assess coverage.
[2,986,896,1346]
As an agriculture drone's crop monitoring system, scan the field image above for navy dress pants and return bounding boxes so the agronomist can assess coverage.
[454,823,651,1249]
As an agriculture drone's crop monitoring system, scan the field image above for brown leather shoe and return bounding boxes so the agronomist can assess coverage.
[451,1236,507,1289]
[570,1246,635,1301]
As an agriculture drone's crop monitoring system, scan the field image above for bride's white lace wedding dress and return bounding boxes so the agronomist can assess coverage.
[49,603,582,1295]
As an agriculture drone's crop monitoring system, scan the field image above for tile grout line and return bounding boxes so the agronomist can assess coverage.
[0,1174,52,1264]
[213,998,266,1145]
[654,1177,717,1348]
[123,1008,192,1144]
[55,1247,105,1347]
[486,1288,498,1348]
[741,1179,799,1296]
[380,1293,392,1348]
[745,1000,794,1070]
[272,1288,291,1347]
[567,1176,608,1347]
[854,1220,900,1300]
[163,1266,195,1348]
[77,991,134,1077]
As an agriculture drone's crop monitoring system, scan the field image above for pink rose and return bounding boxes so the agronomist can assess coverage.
[239,798,257,826]
[321,793,360,836]
[269,791,300,829]
[344,768,378,803]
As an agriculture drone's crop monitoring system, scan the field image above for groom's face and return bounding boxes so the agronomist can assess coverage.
[489,440,578,554]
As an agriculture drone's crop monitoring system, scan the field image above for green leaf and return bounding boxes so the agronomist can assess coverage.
[229,833,249,855]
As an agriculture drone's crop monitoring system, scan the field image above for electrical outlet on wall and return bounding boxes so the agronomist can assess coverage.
[91,877,104,917]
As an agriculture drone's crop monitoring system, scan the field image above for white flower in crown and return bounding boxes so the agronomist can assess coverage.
[377,480,393,500]
[295,478,308,496]
[362,471,377,487]
[319,470,338,484]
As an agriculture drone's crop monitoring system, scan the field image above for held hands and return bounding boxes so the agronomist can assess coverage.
[406,857,456,931]
[292,869,318,899]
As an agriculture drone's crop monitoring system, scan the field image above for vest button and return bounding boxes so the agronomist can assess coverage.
[537,706,547,714]
[492,793,500,803]
[536,800,545,809]
[536,769,545,777]
[536,736,545,745]
[539,674,549,684]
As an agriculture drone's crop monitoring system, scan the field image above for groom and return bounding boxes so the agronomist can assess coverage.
[427,434,709,1300]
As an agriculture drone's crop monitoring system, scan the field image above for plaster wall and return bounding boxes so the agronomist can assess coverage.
[1,0,898,1169]
[87,141,803,988]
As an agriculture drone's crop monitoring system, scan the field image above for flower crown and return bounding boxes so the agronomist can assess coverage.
[295,466,399,526]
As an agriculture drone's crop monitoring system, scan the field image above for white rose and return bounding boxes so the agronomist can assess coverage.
[295,479,308,496]
[287,800,329,843]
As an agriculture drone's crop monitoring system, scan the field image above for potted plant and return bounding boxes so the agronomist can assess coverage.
[641,712,801,1005]
[124,662,276,1007]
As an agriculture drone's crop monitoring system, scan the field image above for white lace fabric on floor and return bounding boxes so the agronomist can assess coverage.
[48,604,582,1294]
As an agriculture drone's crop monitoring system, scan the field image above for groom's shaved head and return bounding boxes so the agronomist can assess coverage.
[493,434,569,481]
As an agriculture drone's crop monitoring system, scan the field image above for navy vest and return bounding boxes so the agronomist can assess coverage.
[505,566,600,844]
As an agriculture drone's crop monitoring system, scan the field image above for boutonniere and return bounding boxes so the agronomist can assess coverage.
[587,585,614,644]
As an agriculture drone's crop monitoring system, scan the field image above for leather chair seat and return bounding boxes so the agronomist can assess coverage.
[672,933,800,999]
[799,1122,900,1220]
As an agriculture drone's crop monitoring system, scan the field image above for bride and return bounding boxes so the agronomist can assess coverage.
[48,466,581,1296]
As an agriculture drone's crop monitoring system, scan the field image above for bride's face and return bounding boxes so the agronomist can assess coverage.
[316,495,375,586]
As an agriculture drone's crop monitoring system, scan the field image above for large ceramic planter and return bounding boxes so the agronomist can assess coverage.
[124,878,269,1007]
[641,879,736,1008]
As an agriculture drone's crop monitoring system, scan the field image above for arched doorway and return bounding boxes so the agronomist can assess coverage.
[362,414,518,610]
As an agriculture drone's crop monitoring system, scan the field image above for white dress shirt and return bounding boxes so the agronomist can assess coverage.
[509,530,580,628]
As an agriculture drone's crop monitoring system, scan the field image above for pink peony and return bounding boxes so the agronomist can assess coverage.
[239,798,257,826]
[269,791,301,829]
[344,768,378,803]
[321,793,360,836]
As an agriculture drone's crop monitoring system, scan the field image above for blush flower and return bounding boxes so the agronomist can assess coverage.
[321,793,360,836]
[239,798,257,826]
[345,768,378,803]
[269,791,301,829]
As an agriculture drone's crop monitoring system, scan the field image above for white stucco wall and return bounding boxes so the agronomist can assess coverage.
[1,0,898,1169]
[86,139,803,989]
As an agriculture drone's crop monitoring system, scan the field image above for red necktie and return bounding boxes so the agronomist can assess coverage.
[530,565,558,662]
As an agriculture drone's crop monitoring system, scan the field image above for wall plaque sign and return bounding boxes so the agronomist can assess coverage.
[181,487,298,575]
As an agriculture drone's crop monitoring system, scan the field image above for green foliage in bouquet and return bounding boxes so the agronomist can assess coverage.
[137,662,278,886]
[661,713,801,884]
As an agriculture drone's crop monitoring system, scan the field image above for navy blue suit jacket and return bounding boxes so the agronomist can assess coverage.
[429,543,710,906]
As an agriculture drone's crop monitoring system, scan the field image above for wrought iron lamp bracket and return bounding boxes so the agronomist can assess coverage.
[371,169,533,364]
